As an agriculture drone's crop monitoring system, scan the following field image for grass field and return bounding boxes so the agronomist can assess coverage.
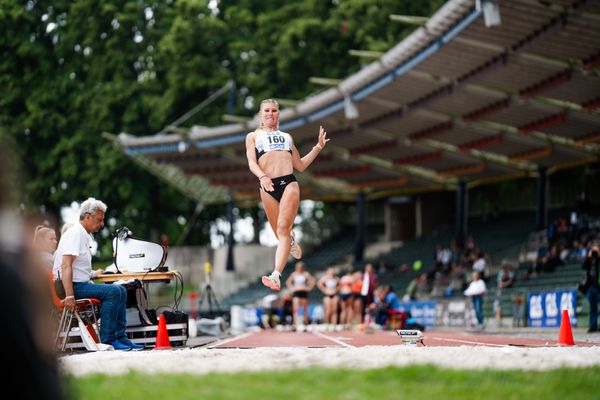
[67,365,600,399]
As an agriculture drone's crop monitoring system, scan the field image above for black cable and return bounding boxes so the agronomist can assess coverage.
[149,271,185,318]
[113,228,121,273]
[172,271,184,311]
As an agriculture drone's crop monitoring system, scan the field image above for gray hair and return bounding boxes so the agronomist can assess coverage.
[79,197,107,220]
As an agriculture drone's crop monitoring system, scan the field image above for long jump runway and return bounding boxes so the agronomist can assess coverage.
[208,329,600,349]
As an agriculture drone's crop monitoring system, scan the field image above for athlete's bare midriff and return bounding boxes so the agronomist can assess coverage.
[258,149,294,178]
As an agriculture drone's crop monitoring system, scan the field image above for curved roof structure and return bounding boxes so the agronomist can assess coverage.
[114,0,600,204]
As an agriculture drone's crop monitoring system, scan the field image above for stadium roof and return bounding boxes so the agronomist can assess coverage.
[111,0,600,204]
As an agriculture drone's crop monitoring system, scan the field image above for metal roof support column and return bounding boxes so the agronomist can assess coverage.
[355,191,367,264]
[536,167,548,231]
[455,180,468,249]
[415,195,423,239]
[226,193,236,272]
[250,206,261,244]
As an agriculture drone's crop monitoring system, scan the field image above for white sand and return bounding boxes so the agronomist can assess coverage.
[60,345,600,377]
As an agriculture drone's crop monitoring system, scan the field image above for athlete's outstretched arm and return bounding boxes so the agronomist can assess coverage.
[245,132,273,192]
[292,126,330,172]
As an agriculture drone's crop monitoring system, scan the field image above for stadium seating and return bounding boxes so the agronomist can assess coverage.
[218,211,595,328]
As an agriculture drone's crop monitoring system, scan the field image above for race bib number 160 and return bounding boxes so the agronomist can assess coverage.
[262,133,290,151]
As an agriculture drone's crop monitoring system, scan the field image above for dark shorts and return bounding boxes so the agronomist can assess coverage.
[293,290,308,299]
[261,174,297,202]
[339,293,352,301]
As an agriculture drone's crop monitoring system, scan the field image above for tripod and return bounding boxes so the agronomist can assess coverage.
[199,283,221,315]
[198,262,221,316]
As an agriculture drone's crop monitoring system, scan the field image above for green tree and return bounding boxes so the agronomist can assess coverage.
[1,0,448,254]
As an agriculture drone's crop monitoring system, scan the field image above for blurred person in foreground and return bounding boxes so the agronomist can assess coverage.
[245,98,329,291]
[52,197,142,350]
[0,142,65,399]
[581,245,600,333]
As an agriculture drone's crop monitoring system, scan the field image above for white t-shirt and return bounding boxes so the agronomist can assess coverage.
[52,223,94,282]
[464,279,487,296]
[473,258,486,273]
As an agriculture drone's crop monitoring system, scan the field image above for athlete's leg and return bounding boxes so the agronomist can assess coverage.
[260,190,280,239]
[345,298,354,326]
[260,191,284,290]
[273,182,300,274]
[301,298,309,325]
[330,296,339,325]
[339,298,346,324]
[292,296,300,326]
[323,296,331,324]
[353,296,363,324]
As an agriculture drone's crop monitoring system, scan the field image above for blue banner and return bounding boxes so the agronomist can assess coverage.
[527,289,577,328]
[398,301,436,327]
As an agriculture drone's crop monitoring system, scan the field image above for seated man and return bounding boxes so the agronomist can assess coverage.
[369,285,401,327]
[53,198,142,351]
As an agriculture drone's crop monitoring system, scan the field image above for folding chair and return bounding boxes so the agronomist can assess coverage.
[47,271,101,351]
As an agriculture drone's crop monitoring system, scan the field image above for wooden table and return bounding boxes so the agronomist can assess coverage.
[95,271,177,284]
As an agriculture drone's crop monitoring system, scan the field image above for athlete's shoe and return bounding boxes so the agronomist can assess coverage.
[261,273,281,291]
[290,231,302,259]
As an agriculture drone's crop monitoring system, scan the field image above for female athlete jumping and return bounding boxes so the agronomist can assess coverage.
[245,99,329,290]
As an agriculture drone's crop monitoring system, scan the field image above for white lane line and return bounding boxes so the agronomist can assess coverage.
[312,330,356,348]
[425,335,506,347]
[207,331,256,348]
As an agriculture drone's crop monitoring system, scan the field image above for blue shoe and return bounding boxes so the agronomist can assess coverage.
[119,337,144,351]
[107,340,132,351]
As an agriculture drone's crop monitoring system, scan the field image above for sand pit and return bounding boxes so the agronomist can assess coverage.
[60,345,600,377]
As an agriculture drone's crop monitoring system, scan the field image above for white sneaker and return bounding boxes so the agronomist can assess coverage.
[290,231,302,259]
[261,273,281,291]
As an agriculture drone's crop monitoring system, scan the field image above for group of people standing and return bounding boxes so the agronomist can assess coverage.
[281,262,384,330]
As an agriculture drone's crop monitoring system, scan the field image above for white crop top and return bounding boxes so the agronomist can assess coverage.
[254,130,293,160]
[292,274,308,287]
[325,277,338,289]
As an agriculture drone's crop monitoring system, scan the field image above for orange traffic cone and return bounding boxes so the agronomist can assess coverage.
[154,314,171,350]
[557,309,575,346]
